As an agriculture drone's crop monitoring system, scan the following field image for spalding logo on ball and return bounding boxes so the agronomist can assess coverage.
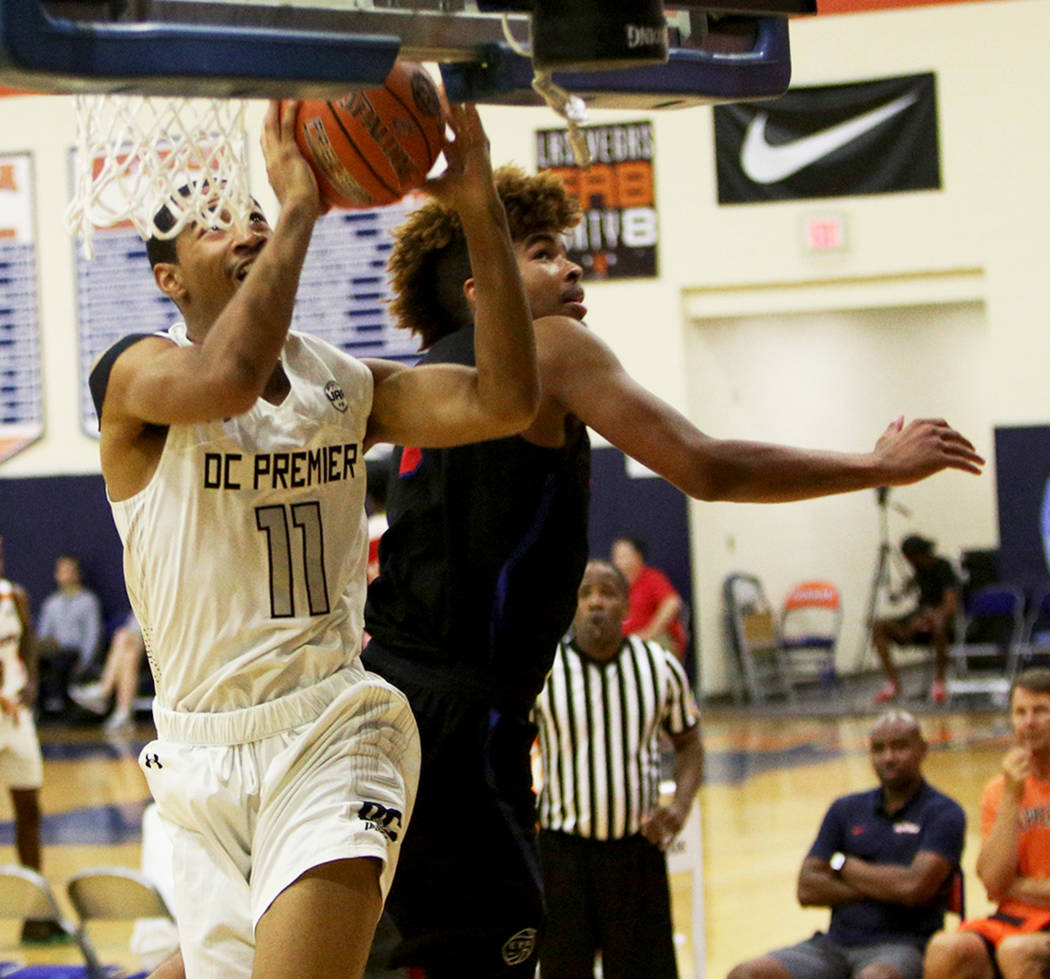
[295,61,445,210]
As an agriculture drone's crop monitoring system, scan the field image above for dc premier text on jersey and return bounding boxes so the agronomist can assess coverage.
[202,443,359,491]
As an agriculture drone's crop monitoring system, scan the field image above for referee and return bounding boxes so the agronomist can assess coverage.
[532,558,704,978]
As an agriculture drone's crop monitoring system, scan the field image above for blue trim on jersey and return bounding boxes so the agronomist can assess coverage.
[489,472,559,667]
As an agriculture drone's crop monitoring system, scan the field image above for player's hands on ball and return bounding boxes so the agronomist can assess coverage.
[423,101,497,215]
[872,415,984,484]
[262,100,323,220]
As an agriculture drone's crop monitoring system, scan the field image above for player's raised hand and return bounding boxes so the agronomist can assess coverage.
[872,416,985,484]
[262,100,322,219]
[423,101,497,215]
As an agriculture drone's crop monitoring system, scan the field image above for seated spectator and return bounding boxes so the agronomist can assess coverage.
[35,553,102,716]
[611,536,688,660]
[70,613,145,735]
[923,668,1050,979]
[872,534,959,705]
[727,711,965,979]
[0,536,71,943]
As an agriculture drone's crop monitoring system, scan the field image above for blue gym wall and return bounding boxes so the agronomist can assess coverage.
[588,445,692,615]
[0,474,125,622]
[0,447,693,643]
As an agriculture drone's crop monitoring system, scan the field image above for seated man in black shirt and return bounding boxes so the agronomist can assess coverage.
[727,711,965,979]
[873,534,960,705]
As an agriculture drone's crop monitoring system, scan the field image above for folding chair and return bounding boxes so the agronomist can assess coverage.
[0,865,103,978]
[780,580,843,691]
[944,584,1026,704]
[67,866,173,927]
[1018,581,1050,672]
[723,573,795,704]
[67,868,175,979]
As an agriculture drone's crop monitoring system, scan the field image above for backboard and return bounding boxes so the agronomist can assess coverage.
[0,0,813,102]
[441,17,792,110]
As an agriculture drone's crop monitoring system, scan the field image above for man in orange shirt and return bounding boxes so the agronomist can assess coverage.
[923,667,1050,979]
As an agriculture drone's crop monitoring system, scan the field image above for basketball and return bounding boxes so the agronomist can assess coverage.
[294,61,445,210]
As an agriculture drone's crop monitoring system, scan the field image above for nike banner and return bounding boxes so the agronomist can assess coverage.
[537,121,658,280]
[713,72,940,204]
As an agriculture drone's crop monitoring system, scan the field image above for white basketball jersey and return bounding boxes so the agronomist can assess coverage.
[0,579,27,699]
[110,324,373,713]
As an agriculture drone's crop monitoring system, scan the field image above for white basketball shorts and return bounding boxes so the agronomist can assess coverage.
[141,665,420,979]
[0,706,43,790]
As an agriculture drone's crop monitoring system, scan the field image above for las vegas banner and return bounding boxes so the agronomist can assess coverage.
[714,72,941,204]
[537,121,658,280]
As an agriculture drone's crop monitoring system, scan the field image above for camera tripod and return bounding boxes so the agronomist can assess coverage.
[855,487,910,671]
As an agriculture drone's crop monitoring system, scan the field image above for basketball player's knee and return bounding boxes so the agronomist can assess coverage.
[997,934,1050,977]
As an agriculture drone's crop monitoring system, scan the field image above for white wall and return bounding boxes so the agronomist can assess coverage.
[688,299,994,690]
[2,0,1046,692]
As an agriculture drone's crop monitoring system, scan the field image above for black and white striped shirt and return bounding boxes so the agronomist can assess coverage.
[532,635,700,840]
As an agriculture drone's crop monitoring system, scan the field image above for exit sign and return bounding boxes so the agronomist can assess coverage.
[802,214,847,252]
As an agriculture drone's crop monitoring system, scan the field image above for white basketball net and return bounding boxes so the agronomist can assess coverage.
[66,95,255,259]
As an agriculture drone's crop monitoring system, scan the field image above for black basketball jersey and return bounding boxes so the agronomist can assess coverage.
[365,326,591,709]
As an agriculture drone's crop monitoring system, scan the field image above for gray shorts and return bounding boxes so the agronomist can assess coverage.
[769,932,925,979]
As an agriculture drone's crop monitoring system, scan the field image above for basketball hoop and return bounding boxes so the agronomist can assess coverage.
[65,94,254,259]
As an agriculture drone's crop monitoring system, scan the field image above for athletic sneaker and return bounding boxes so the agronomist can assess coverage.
[873,681,900,704]
[930,678,948,704]
[103,707,133,734]
[69,681,110,715]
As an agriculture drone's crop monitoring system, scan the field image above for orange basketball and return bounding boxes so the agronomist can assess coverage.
[294,61,444,210]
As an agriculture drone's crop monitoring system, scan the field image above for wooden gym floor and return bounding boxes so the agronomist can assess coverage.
[0,708,1011,977]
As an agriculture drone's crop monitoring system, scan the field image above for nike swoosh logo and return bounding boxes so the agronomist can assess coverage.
[739,91,919,184]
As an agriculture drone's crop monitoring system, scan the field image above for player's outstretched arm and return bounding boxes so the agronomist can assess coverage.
[115,100,322,428]
[365,103,538,450]
[537,317,983,502]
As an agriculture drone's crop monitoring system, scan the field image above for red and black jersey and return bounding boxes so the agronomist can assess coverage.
[364,325,590,712]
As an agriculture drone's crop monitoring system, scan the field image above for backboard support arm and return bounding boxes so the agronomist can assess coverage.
[0,0,402,96]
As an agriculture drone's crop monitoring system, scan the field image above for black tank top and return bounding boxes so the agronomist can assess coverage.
[364,326,591,708]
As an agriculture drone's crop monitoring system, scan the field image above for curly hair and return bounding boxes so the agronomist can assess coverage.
[387,165,582,350]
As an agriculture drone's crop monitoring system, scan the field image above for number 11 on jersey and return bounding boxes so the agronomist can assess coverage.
[255,501,331,618]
